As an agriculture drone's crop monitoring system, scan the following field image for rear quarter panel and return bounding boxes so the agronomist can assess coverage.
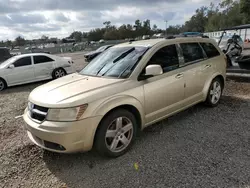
[202,54,226,100]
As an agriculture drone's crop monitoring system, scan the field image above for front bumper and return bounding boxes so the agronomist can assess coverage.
[23,109,102,153]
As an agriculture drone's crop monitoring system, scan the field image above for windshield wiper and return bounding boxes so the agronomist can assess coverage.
[99,47,135,77]
[113,47,135,63]
[118,55,143,78]
[95,47,135,76]
[95,63,108,76]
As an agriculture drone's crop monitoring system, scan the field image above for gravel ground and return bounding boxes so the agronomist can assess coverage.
[0,52,250,188]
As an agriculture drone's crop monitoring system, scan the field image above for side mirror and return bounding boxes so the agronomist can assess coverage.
[227,39,233,44]
[8,64,14,69]
[145,64,163,76]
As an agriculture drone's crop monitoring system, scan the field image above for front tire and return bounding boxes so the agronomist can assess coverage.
[52,68,66,79]
[94,109,137,157]
[0,78,7,91]
[205,78,223,107]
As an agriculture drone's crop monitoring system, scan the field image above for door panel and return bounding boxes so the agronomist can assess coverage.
[179,42,210,100]
[183,60,212,99]
[144,70,185,124]
[5,56,35,85]
[34,63,54,79]
[33,55,55,80]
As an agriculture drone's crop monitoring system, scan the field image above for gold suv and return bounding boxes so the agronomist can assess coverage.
[23,38,226,157]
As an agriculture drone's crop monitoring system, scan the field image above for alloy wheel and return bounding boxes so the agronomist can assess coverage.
[55,69,65,78]
[210,81,221,104]
[105,117,133,153]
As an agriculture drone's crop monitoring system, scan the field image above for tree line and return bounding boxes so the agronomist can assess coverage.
[1,0,249,47]
[69,0,250,41]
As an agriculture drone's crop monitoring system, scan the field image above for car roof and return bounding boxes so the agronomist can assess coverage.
[115,37,216,48]
[115,39,165,47]
[13,53,53,58]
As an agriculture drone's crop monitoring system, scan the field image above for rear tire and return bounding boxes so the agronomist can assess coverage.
[0,78,7,91]
[205,78,222,107]
[94,109,137,158]
[52,68,66,79]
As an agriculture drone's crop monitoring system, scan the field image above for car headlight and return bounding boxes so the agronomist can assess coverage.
[46,104,88,122]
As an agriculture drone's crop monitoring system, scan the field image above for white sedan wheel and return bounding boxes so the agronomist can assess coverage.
[54,69,65,78]
[0,80,5,91]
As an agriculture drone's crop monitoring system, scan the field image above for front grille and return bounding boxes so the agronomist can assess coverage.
[28,103,48,123]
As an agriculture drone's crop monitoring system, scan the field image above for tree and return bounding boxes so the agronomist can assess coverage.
[41,35,48,40]
[69,31,83,42]
[240,0,250,23]
[152,24,158,31]
[142,19,151,35]
[7,40,12,47]
[183,6,208,32]
[41,35,49,44]
[15,36,25,46]
[167,25,183,35]
[88,28,105,41]
[103,21,111,29]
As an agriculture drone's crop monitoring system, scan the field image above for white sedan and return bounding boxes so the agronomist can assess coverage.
[0,53,75,91]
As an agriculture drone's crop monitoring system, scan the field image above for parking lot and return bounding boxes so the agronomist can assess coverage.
[1,52,250,188]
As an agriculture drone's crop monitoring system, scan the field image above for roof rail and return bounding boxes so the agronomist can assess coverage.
[165,34,209,39]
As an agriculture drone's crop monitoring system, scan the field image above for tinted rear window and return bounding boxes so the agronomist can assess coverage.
[34,55,54,64]
[200,43,220,58]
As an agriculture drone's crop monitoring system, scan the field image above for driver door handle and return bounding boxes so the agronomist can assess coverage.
[175,73,183,79]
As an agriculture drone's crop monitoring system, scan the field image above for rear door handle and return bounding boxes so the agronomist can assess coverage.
[175,73,183,79]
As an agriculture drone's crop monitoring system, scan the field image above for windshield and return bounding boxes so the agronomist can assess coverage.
[0,56,17,68]
[95,46,108,52]
[80,46,148,78]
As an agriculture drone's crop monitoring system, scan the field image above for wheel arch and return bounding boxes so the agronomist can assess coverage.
[93,95,144,130]
[92,96,144,145]
[202,73,225,100]
[51,67,67,78]
[0,77,7,87]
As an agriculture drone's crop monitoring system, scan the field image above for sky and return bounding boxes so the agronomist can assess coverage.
[0,0,219,40]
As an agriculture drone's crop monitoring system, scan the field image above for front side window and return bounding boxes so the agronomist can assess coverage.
[180,43,204,63]
[80,46,148,78]
[200,43,220,58]
[148,44,179,72]
[34,55,54,64]
[14,57,32,67]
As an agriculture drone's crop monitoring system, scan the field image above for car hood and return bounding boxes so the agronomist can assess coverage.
[29,73,127,107]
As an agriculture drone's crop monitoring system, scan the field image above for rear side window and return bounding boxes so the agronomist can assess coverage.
[180,43,204,63]
[200,43,220,58]
[14,57,32,67]
[34,55,54,64]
